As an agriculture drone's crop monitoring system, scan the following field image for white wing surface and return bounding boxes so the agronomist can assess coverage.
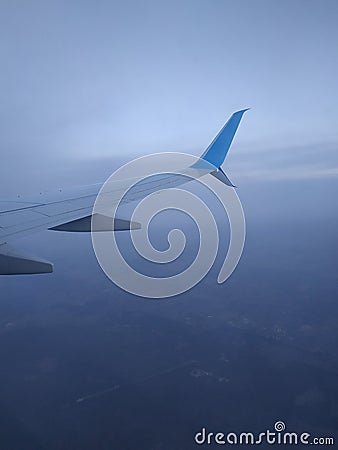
[0,109,248,274]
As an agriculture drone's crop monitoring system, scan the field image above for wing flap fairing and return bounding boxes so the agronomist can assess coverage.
[49,214,141,232]
[0,244,53,275]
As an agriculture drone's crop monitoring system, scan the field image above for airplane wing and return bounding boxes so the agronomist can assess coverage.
[0,109,248,275]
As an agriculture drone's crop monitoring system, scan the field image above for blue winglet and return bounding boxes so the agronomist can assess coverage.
[201,109,249,168]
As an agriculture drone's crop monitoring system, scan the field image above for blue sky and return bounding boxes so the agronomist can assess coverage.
[0,0,337,192]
